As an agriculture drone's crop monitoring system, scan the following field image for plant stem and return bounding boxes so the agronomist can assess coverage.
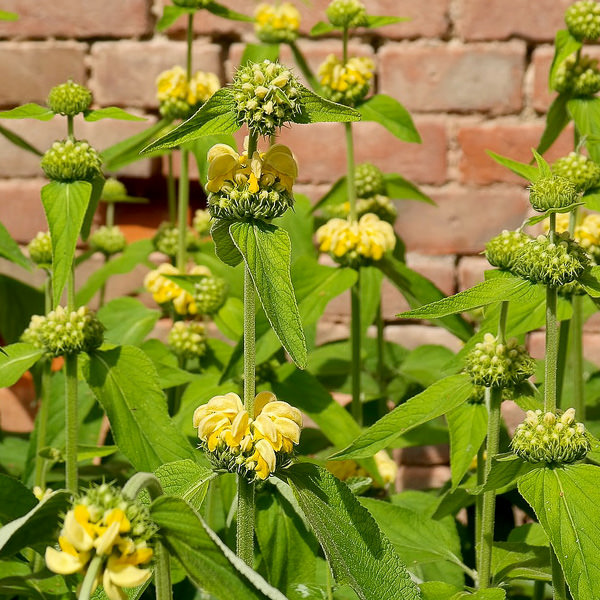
[236,476,255,566]
[551,548,567,600]
[478,386,502,589]
[497,301,508,344]
[376,302,387,415]
[572,293,585,418]
[475,442,485,576]
[556,319,570,409]
[345,124,357,221]
[67,115,74,140]
[176,149,189,271]
[105,201,115,228]
[533,581,546,600]
[545,286,558,413]
[343,26,349,63]
[167,153,177,223]
[350,278,362,426]
[78,554,103,600]
[186,14,193,80]
[65,353,79,494]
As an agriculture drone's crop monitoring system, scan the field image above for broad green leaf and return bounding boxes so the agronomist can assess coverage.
[84,107,145,122]
[580,266,600,298]
[0,474,36,525]
[81,174,105,241]
[491,541,550,585]
[230,221,307,368]
[41,180,92,308]
[211,219,242,267]
[357,94,420,143]
[525,202,584,226]
[378,255,474,341]
[420,582,462,600]
[141,340,199,389]
[384,173,434,203]
[155,459,215,510]
[583,188,600,211]
[296,84,361,125]
[205,2,253,21]
[0,124,42,156]
[397,274,538,320]
[0,275,44,344]
[518,464,600,600]
[0,343,43,387]
[142,88,239,153]
[400,344,455,387]
[82,346,196,471]
[275,194,317,262]
[214,297,244,340]
[187,133,236,185]
[469,453,538,495]
[97,297,160,346]
[331,373,473,460]
[156,4,193,30]
[568,97,600,162]
[365,15,409,28]
[486,150,539,182]
[537,94,570,155]
[447,402,487,490]
[310,21,336,35]
[550,30,582,87]
[451,591,506,599]
[532,148,551,177]
[0,490,69,558]
[286,463,420,600]
[150,496,287,600]
[0,11,18,20]
[240,43,280,67]
[311,176,347,213]
[39,444,118,462]
[0,103,54,121]
[75,239,153,305]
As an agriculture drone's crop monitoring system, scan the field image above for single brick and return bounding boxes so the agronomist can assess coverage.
[455,0,572,42]
[457,256,489,291]
[0,42,86,107]
[395,184,531,255]
[380,42,526,114]
[0,0,152,39]
[457,119,573,185]
[89,40,223,108]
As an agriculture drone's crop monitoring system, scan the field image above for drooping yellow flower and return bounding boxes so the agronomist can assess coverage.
[253,391,302,454]
[255,2,301,43]
[318,54,374,105]
[374,450,397,487]
[187,70,221,105]
[156,66,188,102]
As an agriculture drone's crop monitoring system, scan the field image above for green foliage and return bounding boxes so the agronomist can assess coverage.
[0,475,36,525]
[97,297,160,347]
[0,103,54,121]
[83,107,146,121]
[357,94,421,143]
[0,124,42,156]
[154,459,215,510]
[0,344,43,387]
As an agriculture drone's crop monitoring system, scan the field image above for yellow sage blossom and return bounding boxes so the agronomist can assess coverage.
[255,2,301,43]
[318,54,374,106]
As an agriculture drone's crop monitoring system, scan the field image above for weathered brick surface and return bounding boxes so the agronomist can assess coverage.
[0,42,86,107]
[457,256,488,291]
[455,0,571,42]
[0,179,50,244]
[0,1,153,39]
[384,324,462,352]
[528,331,600,367]
[379,42,526,114]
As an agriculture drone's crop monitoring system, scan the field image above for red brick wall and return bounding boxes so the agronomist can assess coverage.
[2,0,599,360]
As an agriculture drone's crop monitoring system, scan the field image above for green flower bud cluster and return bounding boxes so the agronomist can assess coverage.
[553,55,600,96]
[232,60,301,136]
[512,408,590,464]
[101,177,128,201]
[90,225,127,256]
[37,306,104,356]
[355,162,387,198]
[152,222,197,257]
[326,0,368,28]
[47,80,92,117]
[325,195,397,224]
[21,315,47,350]
[512,233,590,287]
[193,208,212,236]
[565,0,600,41]
[552,152,600,192]
[168,320,207,359]
[529,175,580,212]
[27,231,52,267]
[208,184,294,221]
[485,230,532,270]
[193,275,228,315]
[41,139,102,183]
[159,97,195,121]
[465,333,535,388]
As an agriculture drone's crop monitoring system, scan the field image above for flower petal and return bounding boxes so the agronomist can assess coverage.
[45,546,87,575]
[107,555,152,588]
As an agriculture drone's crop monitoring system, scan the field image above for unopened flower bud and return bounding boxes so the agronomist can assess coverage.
[565,0,600,41]
[318,54,374,107]
[168,320,207,359]
[529,175,579,213]
[553,54,600,96]
[152,222,197,257]
[485,230,531,271]
[47,80,92,117]
[193,209,212,236]
[552,152,600,192]
[41,139,102,182]
[27,231,52,267]
[39,306,104,356]
[326,0,368,28]
[90,226,126,256]
[355,162,386,198]
[193,275,228,315]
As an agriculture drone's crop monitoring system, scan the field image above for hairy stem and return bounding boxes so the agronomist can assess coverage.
[475,442,485,576]
[167,153,177,223]
[236,476,255,566]
[376,302,387,416]
[186,14,193,80]
[556,319,570,409]
[350,278,362,426]
[176,149,189,271]
[545,286,559,413]
[78,555,103,600]
[65,353,79,494]
[345,123,357,221]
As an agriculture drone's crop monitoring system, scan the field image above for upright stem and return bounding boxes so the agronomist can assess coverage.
[186,14,193,80]
[572,294,585,418]
[345,123,357,221]
[243,266,256,414]
[545,286,558,413]
[350,279,362,425]
[65,353,78,494]
[342,26,349,63]
[556,319,570,408]
[532,581,546,600]
[78,555,103,600]
[176,149,189,271]
[551,548,567,600]
[497,301,508,344]
[376,302,387,416]
[105,202,115,228]
[478,386,502,589]
[67,115,74,140]
[475,442,485,575]
[167,153,177,223]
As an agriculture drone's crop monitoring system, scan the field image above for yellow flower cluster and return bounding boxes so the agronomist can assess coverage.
[551,211,600,263]
[318,54,374,105]
[255,2,301,43]
[316,213,396,266]
[45,497,153,600]
[326,450,397,487]
[144,263,211,315]
[193,391,302,480]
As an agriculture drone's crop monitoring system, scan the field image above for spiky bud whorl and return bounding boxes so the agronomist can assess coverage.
[21,315,47,350]
[553,54,600,96]
[41,139,102,182]
[465,333,535,388]
[27,231,52,267]
[485,230,532,270]
[565,0,600,41]
[512,408,590,464]
[152,222,197,258]
[512,233,590,287]
[101,177,127,201]
[355,162,386,198]
[47,80,92,117]
[168,321,207,360]
[552,152,600,192]
[209,185,294,221]
[233,60,301,136]
[90,226,127,256]
[38,306,104,356]
[529,175,579,212]
[193,275,228,315]
[326,0,368,28]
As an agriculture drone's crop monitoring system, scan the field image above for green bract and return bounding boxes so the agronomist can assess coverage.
[41,139,102,182]
[168,320,207,359]
[27,231,52,267]
[565,0,600,41]
[90,225,127,256]
[47,80,92,117]
[553,54,600,96]
[485,230,532,270]
[552,151,600,192]
[528,175,579,212]
[193,275,228,315]
[326,0,368,28]
[208,184,294,221]
[355,162,386,197]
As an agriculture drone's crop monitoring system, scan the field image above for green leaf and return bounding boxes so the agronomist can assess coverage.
[97,297,160,346]
[156,4,193,30]
[214,297,244,340]
[360,266,383,338]
[81,346,196,471]
[142,88,239,153]
[0,222,30,271]
[526,202,584,226]
[531,148,552,178]
[0,343,43,388]
[81,174,105,241]
[0,275,44,344]
[537,94,570,155]
[0,490,69,558]
[451,590,506,599]
[331,374,473,460]
[550,30,582,87]
[211,219,243,267]
[150,496,287,600]
[230,221,307,368]
[583,188,600,211]
[0,475,36,525]
[0,103,54,121]
[568,97,600,162]
[275,194,317,262]
[41,180,92,308]
[0,124,42,156]
[397,274,538,320]
[84,107,146,122]
[286,463,420,600]
[491,541,550,585]
[155,459,215,511]
[296,84,362,124]
[486,150,539,182]
[75,239,153,305]
[447,402,487,490]
[240,43,280,67]
[420,582,462,600]
[384,173,434,203]
[311,176,347,213]
[187,133,236,186]
[39,444,118,462]
[518,464,600,599]
[365,15,409,28]
[581,266,600,298]
[470,453,537,495]
[378,255,474,341]
[289,41,322,93]
[310,21,336,35]
[357,94,421,143]
[205,2,253,22]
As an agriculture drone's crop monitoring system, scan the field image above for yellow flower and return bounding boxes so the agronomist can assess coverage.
[255,2,301,43]
[187,70,220,105]
[103,550,152,600]
[253,391,302,454]
[156,66,188,102]
[248,438,277,480]
[374,450,397,487]
[318,54,374,105]
[194,392,250,451]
